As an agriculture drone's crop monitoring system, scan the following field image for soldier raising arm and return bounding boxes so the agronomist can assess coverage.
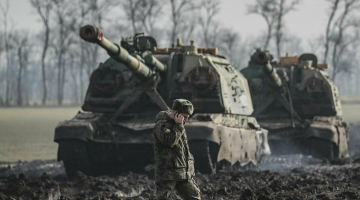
[152,99,201,200]
[153,111,186,147]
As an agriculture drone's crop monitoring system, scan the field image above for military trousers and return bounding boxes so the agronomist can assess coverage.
[155,178,201,200]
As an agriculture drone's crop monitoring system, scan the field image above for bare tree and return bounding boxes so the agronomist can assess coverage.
[280,34,304,56]
[218,28,240,63]
[323,0,340,63]
[328,0,360,81]
[121,0,142,33]
[198,0,221,47]
[247,0,301,58]
[86,0,119,77]
[52,0,76,105]
[68,0,93,102]
[68,49,79,104]
[138,0,165,37]
[29,0,53,105]
[0,33,3,105]
[13,32,32,106]
[121,0,166,41]
[0,31,2,61]
[0,25,6,106]
[247,0,277,50]
[274,0,301,60]
[6,52,17,104]
[307,37,324,55]
[169,0,200,45]
[0,0,12,106]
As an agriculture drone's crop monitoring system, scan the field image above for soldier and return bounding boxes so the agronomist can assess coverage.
[152,99,201,200]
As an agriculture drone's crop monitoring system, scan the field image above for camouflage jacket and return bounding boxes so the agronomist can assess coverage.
[152,110,195,181]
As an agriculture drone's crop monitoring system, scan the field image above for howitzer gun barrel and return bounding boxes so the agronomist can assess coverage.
[264,62,282,87]
[79,25,157,79]
[256,51,282,87]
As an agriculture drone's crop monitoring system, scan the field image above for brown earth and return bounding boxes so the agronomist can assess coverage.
[0,124,359,200]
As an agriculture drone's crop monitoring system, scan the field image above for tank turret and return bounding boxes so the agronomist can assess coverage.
[254,51,283,88]
[54,25,270,178]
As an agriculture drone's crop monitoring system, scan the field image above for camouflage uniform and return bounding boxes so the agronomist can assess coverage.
[152,99,201,200]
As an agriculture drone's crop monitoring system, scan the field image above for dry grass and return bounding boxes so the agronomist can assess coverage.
[342,104,360,123]
[0,104,359,162]
[0,107,79,162]
[341,95,360,104]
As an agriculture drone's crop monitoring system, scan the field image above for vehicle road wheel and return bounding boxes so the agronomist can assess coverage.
[58,140,92,179]
[189,140,218,174]
[310,138,337,160]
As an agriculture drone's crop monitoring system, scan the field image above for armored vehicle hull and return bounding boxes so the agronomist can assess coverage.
[258,117,348,160]
[55,25,270,178]
[241,51,349,160]
[55,112,269,177]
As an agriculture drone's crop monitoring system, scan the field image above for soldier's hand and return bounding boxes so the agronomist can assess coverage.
[174,113,184,125]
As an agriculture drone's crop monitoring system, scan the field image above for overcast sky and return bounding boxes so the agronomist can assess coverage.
[5,0,329,49]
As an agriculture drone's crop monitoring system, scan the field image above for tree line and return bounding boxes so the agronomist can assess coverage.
[0,0,359,106]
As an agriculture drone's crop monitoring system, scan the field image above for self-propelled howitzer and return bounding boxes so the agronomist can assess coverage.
[241,49,349,160]
[78,25,169,116]
[54,26,270,178]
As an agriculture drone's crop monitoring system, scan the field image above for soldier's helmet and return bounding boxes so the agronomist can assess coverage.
[172,99,194,115]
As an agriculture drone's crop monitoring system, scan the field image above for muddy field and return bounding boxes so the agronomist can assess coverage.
[0,123,359,200]
[1,156,360,199]
[0,107,360,199]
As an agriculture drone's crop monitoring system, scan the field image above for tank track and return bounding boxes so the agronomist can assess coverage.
[58,140,92,179]
[189,140,217,174]
[87,143,154,175]
[309,138,338,160]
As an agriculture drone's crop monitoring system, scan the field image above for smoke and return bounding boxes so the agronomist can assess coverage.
[348,123,360,159]
[0,159,65,179]
[259,154,322,174]
[47,186,61,200]
[114,187,145,198]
